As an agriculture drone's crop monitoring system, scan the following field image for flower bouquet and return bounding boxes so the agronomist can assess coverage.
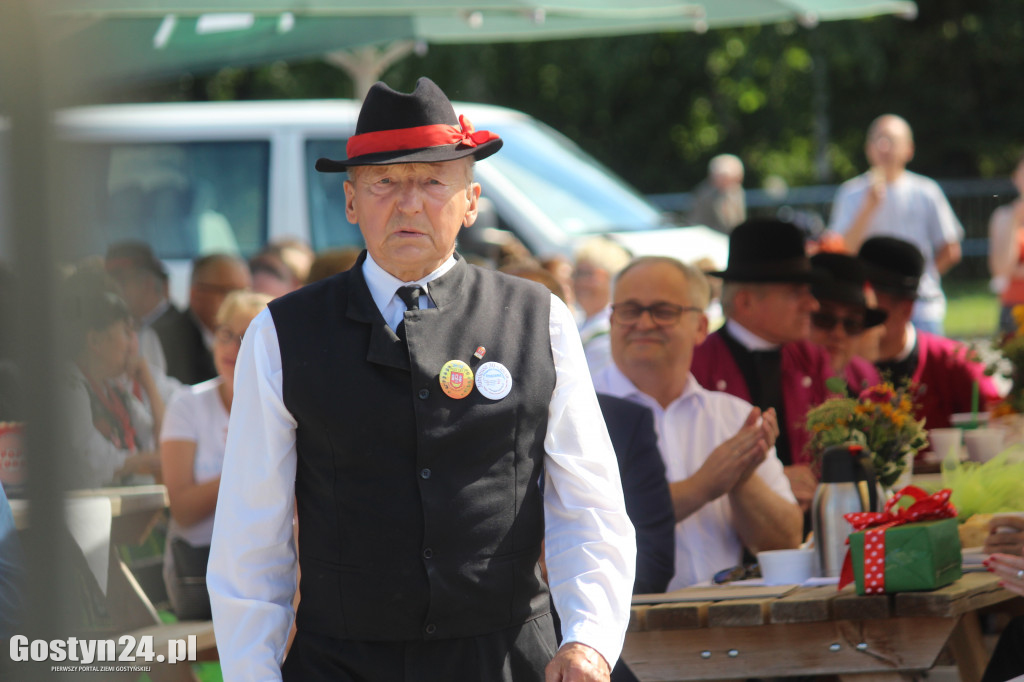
[806,380,928,488]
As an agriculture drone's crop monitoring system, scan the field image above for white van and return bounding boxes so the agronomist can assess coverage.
[54,99,727,304]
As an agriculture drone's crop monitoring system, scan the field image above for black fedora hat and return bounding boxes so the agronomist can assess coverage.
[857,236,923,299]
[810,252,887,328]
[708,219,823,283]
[315,77,502,172]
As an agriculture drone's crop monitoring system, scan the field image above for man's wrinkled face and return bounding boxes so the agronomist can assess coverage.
[345,160,480,280]
[739,283,818,344]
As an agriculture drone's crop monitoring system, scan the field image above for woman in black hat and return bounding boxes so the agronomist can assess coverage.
[808,252,887,390]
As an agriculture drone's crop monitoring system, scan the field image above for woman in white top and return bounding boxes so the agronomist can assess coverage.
[160,290,272,619]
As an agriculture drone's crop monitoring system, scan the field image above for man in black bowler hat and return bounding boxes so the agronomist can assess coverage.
[858,236,998,430]
[690,219,833,513]
[207,77,636,682]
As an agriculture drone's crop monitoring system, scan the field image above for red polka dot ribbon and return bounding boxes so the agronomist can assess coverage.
[837,486,957,592]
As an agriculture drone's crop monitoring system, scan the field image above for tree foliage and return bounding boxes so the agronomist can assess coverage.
[113,1,1024,195]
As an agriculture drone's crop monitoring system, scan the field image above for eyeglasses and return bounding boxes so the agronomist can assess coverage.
[610,302,702,326]
[811,311,865,335]
[214,327,245,346]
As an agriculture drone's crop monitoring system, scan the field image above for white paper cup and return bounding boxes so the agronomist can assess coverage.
[964,427,1004,463]
[757,549,815,585]
[928,428,962,462]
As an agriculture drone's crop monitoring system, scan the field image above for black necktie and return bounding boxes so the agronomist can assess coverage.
[397,285,423,312]
[395,285,423,340]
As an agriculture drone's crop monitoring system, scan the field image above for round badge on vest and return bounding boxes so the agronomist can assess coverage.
[475,362,512,400]
[439,359,474,399]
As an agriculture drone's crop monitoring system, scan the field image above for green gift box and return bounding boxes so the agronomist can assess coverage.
[848,518,962,595]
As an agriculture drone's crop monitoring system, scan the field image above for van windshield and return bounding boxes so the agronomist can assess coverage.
[305,115,664,251]
[60,141,269,262]
[483,117,664,234]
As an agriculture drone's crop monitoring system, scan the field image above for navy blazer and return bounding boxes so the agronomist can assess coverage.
[596,393,675,595]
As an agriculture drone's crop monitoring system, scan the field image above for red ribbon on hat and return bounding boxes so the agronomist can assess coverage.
[837,486,956,592]
[346,115,499,159]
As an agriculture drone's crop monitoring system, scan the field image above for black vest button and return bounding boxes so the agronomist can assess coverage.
[423,548,433,559]
[420,468,431,479]
[418,388,430,399]
[425,623,436,635]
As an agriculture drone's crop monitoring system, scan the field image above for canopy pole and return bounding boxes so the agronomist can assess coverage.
[325,41,418,100]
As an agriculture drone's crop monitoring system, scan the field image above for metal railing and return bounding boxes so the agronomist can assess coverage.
[649,177,1019,282]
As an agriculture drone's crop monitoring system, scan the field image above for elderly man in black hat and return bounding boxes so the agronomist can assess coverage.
[807,251,887,390]
[207,78,636,682]
[691,219,833,512]
[858,236,999,430]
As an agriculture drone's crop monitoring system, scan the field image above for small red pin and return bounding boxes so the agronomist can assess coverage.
[473,346,486,359]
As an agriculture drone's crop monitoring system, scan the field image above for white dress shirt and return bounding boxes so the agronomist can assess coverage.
[208,254,636,680]
[592,364,796,590]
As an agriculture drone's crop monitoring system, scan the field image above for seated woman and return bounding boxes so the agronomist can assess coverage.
[63,270,163,488]
[808,252,887,391]
[160,290,272,620]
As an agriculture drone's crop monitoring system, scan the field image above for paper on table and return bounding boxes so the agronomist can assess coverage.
[65,497,113,596]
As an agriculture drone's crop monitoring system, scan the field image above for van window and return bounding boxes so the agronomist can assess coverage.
[60,141,269,262]
[483,117,663,235]
[305,139,363,251]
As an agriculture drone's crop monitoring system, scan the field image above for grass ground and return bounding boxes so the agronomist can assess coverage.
[944,279,999,340]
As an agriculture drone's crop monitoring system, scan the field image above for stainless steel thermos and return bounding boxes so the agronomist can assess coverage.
[812,444,883,577]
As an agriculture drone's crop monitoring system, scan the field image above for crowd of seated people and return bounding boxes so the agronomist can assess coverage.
[20,216,1014,677]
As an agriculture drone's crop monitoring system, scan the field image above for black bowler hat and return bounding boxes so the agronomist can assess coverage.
[810,252,888,328]
[857,236,923,299]
[708,219,823,283]
[315,77,503,172]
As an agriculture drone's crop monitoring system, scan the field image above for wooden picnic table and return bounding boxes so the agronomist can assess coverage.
[624,572,1018,682]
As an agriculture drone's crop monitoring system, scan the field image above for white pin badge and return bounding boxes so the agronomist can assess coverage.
[475,362,513,400]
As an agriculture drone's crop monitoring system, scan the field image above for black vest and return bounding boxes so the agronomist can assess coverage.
[269,254,556,642]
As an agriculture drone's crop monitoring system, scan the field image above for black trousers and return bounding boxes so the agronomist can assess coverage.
[982,615,1024,682]
[282,614,557,682]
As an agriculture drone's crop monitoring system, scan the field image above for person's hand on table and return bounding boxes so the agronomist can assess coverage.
[783,464,816,512]
[985,515,1024,556]
[546,642,610,682]
[985,552,1024,597]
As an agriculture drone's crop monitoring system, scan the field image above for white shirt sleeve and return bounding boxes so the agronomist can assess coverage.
[207,309,297,681]
[828,177,861,235]
[543,294,637,667]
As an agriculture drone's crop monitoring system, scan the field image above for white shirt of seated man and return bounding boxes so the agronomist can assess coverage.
[592,256,803,588]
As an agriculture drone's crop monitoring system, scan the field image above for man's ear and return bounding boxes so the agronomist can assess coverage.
[695,312,710,346]
[344,179,358,225]
[462,182,482,228]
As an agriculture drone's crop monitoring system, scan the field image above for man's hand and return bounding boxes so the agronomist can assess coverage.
[695,407,771,501]
[546,642,610,682]
[783,464,817,513]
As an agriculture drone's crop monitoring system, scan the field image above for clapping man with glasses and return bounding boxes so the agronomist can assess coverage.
[691,219,834,513]
[592,256,802,589]
[807,252,887,390]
